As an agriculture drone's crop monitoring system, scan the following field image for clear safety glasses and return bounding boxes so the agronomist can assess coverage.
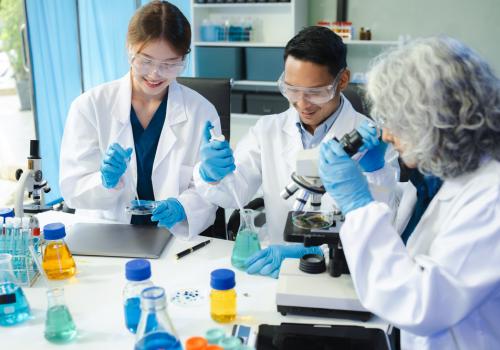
[129,52,185,79]
[277,69,345,105]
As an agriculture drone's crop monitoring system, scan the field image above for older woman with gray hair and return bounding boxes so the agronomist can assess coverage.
[319,37,500,350]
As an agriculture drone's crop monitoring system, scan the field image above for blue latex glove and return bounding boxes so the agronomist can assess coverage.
[100,143,133,189]
[319,140,374,214]
[357,120,387,172]
[199,121,236,183]
[245,244,323,279]
[151,198,187,229]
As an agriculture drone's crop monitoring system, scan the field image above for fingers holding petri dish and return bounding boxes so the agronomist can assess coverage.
[125,199,159,215]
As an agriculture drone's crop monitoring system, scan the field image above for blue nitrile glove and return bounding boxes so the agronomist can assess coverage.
[151,198,187,229]
[199,121,236,183]
[357,120,387,172]
[319,140,374,214]
[245,244,323,279]
[100,143,133,189]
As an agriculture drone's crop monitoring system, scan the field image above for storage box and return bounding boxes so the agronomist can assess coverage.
[196,47,244,80]
[246,93,289,115]
[231,92,245,114]
[245,47,285,81]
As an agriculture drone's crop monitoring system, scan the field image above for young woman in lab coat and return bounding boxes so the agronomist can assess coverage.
[195,26,399,278]
[319,37,500,349]
[60,1,221,239]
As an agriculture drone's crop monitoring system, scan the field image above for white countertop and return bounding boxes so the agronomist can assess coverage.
[0,211,390,349]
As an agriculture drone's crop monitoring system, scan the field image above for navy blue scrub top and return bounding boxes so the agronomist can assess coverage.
[130,92,168,225]
[400,171,443,244]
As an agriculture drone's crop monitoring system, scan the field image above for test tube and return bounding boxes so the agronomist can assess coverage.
[0,218,4,254]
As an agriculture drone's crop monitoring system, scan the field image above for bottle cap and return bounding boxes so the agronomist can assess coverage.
[125,259,151,281]
[210,269,235,290]
[205,327,226,344]
[185,336,208,350]
[43,223,66,240]
[0,208,14,219]
[219,336,242,349]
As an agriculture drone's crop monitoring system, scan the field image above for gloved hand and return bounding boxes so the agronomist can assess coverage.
[151,198,186,229]
[199,121,236,183]
[319,140,374,214]
[357,120,387,172]
[101,143,133,189]
[245,244,323,279]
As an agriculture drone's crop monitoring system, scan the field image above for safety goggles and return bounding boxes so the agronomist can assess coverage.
[278,69,344,105]
[129,52,185,79]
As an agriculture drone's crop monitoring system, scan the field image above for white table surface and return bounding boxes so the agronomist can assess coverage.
[0,211,390,349]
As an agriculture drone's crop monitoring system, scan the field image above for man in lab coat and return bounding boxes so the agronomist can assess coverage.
[194,26,399,278]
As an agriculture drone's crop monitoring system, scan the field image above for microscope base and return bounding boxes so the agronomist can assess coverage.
[276,259,371,322]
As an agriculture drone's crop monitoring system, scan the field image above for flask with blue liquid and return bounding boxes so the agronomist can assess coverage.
[135,286,181,350]
[124,259,154,333]
[0,253,31,326]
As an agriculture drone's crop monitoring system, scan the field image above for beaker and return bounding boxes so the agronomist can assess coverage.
[231,209,261,270]
[0,253,31,326]
[44,287,77,343]
[135,286,182,350]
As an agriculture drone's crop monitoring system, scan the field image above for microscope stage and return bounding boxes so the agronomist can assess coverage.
[276,259,371,320]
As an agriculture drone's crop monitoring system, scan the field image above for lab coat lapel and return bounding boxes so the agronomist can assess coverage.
[281,108,304,171]
[152,81,186,173]
[109,73,137,186]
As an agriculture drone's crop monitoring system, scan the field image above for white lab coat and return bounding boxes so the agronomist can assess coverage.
[60,74,220,239]
[340,159,500,350]
[194,96,399,243]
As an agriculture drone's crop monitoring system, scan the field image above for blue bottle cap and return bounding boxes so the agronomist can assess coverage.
[43,223,66,240]
[125,259,151,281]
[210,269,235,290]
[0,208,14,219]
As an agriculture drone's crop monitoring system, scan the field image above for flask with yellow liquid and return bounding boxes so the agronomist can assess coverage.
[42,223,76,280]
[210,269,236,323]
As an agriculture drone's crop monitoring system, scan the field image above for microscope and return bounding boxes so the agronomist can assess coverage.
[14,140,52,217]
[276,130,372,321]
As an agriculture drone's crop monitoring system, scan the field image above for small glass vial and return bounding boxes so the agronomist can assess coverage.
[210,269,236,323]
[41,223,76,280]
[123,259,154,333]
[219,336,242,350]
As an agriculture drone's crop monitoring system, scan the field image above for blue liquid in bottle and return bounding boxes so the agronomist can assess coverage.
[0,282,31,326]
[125,297,141,332]
[134,331,182,350]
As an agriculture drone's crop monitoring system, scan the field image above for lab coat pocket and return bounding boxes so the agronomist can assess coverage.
[179,165,195,191]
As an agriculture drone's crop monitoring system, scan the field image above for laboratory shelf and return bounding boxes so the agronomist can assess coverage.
[193,3,292,9]
[233,80,277,86]
[193,41,285,47]
[343,40,399,46]
[231,113,262,121]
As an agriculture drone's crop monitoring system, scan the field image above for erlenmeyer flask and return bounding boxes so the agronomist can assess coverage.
[0,253,31,326]
[44,287,77,343]
[231,209,261,270]
[135,286,182,350]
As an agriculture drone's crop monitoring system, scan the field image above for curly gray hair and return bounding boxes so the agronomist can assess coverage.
[366,36,500,178]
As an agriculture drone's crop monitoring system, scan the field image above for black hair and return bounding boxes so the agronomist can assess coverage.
[284,26,347,77]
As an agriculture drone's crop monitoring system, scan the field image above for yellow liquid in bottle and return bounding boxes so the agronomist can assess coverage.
[42,241,76,280]
[210,288,236,323]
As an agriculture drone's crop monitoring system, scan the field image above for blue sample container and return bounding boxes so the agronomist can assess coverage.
[123,259,154,333]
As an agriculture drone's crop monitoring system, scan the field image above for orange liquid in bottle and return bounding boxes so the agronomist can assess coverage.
[42,242,76,280]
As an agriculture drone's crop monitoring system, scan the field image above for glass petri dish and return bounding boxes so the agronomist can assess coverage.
[291,211,334,230]
[125,200,159,215]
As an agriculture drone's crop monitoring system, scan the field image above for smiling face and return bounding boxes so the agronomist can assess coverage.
[283,56,349,133]
[129,39,184,99]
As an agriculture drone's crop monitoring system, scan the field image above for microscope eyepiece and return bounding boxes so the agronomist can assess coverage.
[29,140,41,159]
[338,130,364,157]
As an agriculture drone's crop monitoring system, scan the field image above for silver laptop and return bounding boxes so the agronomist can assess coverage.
[66,223,172,259]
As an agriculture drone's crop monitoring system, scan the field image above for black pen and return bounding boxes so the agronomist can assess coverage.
[175,239,211,260]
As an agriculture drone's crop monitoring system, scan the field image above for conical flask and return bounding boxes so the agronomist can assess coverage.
[135,286,182,350]
[231,209,261,270]
[0,253,31,326]
[44,287,77,343]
